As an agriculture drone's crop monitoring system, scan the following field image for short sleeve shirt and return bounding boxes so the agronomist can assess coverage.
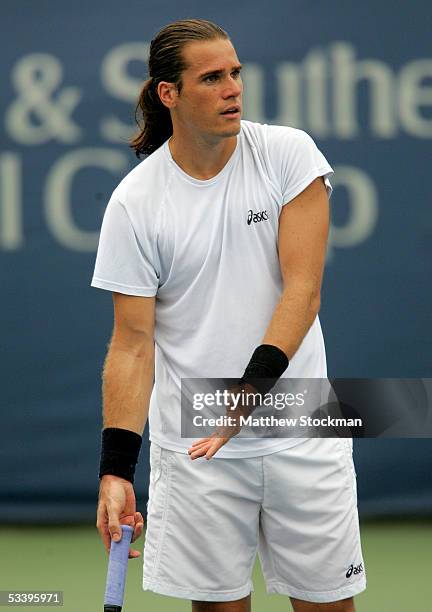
[92,121,334,457]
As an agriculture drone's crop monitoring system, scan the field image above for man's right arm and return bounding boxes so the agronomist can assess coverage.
[103,292,155,433]
[96,292,155,557]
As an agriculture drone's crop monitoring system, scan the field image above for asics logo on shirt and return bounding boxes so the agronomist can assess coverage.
[345,562,363,578]
[247,209,269,225]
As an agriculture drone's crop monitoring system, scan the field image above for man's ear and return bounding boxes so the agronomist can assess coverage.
[157,82,179,109]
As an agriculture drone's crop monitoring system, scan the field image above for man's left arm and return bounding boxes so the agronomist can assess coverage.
[262,175,329,358]
[188,176,329,460]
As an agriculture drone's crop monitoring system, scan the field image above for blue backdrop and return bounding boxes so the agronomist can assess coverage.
[1,0,431,521]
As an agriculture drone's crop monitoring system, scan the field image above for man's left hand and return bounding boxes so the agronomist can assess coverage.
[187,420,241,460]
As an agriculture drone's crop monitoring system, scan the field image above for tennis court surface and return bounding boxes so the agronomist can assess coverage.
[1,520,431,610]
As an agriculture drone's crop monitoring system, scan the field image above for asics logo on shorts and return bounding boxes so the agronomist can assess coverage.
[345,562,363,578]
[247,209,269,225]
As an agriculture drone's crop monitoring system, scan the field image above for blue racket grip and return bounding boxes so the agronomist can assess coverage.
[104,524,134,612]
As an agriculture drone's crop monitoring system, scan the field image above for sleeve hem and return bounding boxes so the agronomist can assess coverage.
[282,166,334,206]
[91,277,157,297]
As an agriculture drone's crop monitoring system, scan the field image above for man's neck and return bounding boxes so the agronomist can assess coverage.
[168,132,238,181]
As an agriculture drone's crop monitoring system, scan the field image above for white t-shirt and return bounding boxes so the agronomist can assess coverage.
[91,120,334,458]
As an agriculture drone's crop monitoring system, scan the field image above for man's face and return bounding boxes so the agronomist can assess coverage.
[172,38,243,141]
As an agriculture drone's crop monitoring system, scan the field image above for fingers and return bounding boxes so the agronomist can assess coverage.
[189,444,210,460]
[96,495,118,553]
[127,512,144,557]
[129,548,141,559]
[190,437,211,448]
[107,504,122,543]
[117,512,144,544]
[204,441,222,460]
[96,509,112,554]
[188,439,214,459]
[188,438,226,460]
[188,433,222,456]
[131,511,144,543]
[97,509,144,551]
[188,440,210,456]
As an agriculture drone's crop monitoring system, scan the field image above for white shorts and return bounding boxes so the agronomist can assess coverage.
[143,438,366,603]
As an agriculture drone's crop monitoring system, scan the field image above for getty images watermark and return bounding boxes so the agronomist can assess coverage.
[190,387,358,430]
[180,378,432,438]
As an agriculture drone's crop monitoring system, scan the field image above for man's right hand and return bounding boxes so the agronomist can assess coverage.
[96,475,144,559]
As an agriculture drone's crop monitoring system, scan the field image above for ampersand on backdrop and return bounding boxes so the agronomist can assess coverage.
[5,53,82,145]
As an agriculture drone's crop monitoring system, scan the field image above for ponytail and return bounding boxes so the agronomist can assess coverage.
[130,78,173,158]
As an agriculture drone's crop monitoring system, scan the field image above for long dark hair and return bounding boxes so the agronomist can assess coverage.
[130,19,229,158]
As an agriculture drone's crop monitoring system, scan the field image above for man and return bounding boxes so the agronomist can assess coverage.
[93,18,366,612]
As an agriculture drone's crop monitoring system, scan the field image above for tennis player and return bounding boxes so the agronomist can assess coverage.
[94,19,366,612]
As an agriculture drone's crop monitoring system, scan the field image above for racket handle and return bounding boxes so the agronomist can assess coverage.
[104,524,134,611]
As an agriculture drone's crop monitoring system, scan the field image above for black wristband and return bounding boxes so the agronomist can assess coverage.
[239,344,289,395]
[99,427,142,484]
